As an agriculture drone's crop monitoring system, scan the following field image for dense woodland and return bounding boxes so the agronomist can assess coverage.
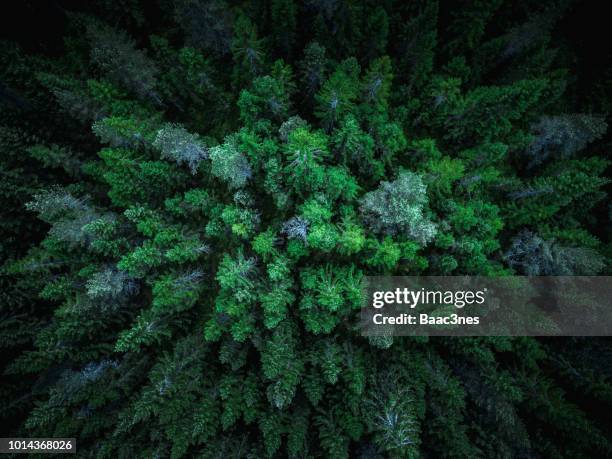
[1,0,611,457]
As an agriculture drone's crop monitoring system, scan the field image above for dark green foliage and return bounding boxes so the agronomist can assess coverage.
[1,1,611,457]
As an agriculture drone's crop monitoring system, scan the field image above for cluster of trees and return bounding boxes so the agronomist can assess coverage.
[1,0,610,457]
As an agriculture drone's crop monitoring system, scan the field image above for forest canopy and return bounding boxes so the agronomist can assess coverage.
[0,0,611,458]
